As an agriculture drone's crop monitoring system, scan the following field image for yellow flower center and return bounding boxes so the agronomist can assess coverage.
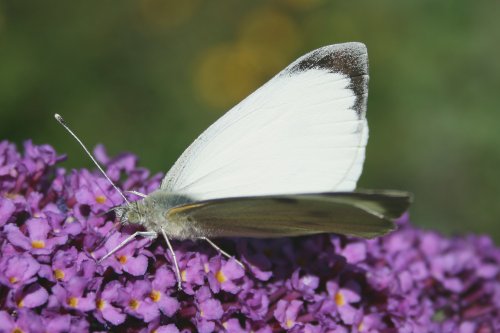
[54,269,65,280]
[31,240,45,249]
[67,297,79,308]
[335,292,346,306]
[149,290,161,302]
[95,195,107,204]
[118,255,128,264]
[9,276,18,284]
[286,319,295,328]
[181,270,187,282]
[97,299,106,310]
[129,299,140,310]
[4,192,18,199]
[216,270,227,283]
[13,328,24,333]
[17,299,24,308]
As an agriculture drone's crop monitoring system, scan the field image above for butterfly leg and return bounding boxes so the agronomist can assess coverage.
[200,237,245,269]
[98,231,157,263]
[161,228,183,291]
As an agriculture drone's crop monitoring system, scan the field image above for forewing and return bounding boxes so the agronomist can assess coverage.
[161,43,369,201]
[167,190,411,239]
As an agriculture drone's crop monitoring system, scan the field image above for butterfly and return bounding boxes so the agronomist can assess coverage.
[56,42,412,289]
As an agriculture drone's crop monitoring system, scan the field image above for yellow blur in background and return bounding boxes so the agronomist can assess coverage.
[1,0,500,241]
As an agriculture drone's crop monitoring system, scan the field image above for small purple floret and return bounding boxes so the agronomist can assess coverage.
[1,140,500,332]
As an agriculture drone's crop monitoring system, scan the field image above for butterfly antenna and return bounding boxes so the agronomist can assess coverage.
[54,114,130,205]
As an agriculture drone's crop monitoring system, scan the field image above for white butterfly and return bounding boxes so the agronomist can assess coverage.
[56,42,411,289]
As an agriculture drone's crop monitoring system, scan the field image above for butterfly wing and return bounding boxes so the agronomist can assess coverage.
[166,190,412,239]
[161,43,369,201]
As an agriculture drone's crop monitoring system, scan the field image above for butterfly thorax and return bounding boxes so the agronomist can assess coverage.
[116,190,194,234]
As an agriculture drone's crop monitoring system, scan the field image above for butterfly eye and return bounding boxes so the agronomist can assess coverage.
[113,207,125,222]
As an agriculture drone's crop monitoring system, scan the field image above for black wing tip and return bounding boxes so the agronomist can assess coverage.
[284,42,369,117]
[286,42,368,77]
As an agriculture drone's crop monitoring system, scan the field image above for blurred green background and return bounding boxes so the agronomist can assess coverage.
[1,0,499,241]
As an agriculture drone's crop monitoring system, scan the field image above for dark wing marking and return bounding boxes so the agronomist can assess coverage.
[284,42,368,116]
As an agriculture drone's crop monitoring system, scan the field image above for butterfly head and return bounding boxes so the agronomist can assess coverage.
[114,200,148,225]
[113,191,195,231]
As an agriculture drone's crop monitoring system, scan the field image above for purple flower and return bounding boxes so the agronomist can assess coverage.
[178,252,206,294]
[50,247,79,282]
[195,292,224,333]
[42,314,72,333]
[0,140,20,167]
[0,309,43,333]
[94,144,163,194]
[93,144,137,181]
[7,283,49,309]
[95,280,127,325]
[4,217,67,255]
[207,257,245,293]
[240,288,270,320]
[0,197,15,226]
[1,140,500,332]
[289,270,319,298]
[120,280,159,323]
[0,252,40,288]
[325,280,361,325]
[356,313,384,332]
[198,298,223,320]
[340,241,367,264]
[145,323,180,333]
[75,172,125,211]
[21,140,59,176]
[97,232,150,276]
[274,299,303,330]
[149,266,180,317]
[221,318,248,333]
[51,277,96,313]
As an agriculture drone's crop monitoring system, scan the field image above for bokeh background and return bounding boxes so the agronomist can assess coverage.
[1,1,499,241]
